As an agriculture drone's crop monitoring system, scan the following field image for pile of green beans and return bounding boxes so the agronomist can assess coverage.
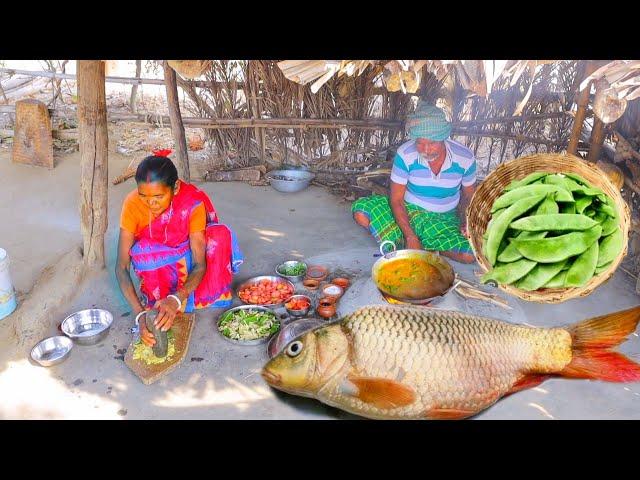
[481,172,624,290]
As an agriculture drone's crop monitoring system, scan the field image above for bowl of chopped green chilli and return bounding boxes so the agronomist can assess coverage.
[217,305,281,346]
[275,260,308,282]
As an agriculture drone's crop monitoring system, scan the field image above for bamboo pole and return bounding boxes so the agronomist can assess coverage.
[587,116,606,162]
[567,61,598,155]
[77,60,108,268]
[163,61,190,182]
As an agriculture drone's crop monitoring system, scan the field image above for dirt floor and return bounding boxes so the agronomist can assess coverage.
[1,132,640,420]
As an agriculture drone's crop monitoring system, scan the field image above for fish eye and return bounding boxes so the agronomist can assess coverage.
[286,341,304,357]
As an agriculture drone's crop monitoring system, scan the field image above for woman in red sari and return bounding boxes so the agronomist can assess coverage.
[115,151,243,347]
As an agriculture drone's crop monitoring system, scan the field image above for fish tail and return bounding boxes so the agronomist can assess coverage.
[560,306,640,382]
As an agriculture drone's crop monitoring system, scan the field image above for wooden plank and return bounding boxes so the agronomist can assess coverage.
[77,60,109,268]
[11,99,54,168]
[124,312,195,385]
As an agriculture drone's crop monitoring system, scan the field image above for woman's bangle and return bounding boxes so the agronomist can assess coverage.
[167,294,182,311]
[134,310,148,327]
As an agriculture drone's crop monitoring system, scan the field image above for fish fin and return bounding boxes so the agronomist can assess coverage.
[423,407,477,420]
[567,305,640,350]
[346,375,416,409]
[506,374,551,396]
[560,350,640,382]
[559,305,640,382]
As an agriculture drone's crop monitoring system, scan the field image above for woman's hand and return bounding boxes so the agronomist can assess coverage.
[139,317,156,347]
[154,297,179,332]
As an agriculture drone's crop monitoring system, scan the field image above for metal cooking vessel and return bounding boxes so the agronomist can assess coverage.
[371,241,460,305]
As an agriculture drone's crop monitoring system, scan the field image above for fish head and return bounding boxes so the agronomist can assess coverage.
[262,324,349,397]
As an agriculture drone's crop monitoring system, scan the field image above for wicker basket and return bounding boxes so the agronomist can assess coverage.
[467,153,631,303]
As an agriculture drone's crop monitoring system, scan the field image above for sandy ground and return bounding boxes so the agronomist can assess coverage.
[1,140,640,419]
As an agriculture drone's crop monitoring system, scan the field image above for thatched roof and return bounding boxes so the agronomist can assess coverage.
[276,60,640,124]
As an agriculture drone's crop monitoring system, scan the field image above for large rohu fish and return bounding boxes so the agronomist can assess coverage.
[262,305,640,419]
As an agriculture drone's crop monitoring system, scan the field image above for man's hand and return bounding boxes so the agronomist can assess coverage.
[460,222,469,238]
[405,234,423,250]
[154,297,179,332]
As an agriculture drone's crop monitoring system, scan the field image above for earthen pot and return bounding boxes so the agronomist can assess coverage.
[306,265,329,282]
[321,283,344,300]
[303,278,320,290]
[318,296,337,306]
[331,277,350,290]
[316,303,336,319]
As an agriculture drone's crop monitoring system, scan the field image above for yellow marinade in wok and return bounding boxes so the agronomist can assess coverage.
[377,257,449,300]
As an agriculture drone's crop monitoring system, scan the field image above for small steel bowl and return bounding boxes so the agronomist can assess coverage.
[266,169,315,193]
[275,260,308,282]
[217,305,281,346]
[61,309,113,345]
[236,275,295,308]
[284,294,312,317]
[31,336,73,366]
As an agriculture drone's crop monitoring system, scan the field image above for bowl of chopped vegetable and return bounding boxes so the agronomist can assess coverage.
[217,305,281,345]
[284,294,312,317]
[276,260,308,282]
[237,275,295,307]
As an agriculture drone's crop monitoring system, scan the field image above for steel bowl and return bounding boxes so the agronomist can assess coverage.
[284,294,312,317]
[31,336,73,366]
[236,275,295,308]
[267,317,324,359]
[275,260,308,282]
[266,169,316,193]
[217,305,281,346]
[61,308,113,345]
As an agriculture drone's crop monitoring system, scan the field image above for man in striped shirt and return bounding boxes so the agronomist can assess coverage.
[352,102,476,264]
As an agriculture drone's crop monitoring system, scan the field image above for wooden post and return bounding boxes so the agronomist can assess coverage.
[587,116,606,162]
[163,61,190,182]
[130,60,141,113]
[567,61,597,156]
[77,60,109,268]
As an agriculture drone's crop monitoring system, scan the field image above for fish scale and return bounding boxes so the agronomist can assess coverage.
[317,305,572,419]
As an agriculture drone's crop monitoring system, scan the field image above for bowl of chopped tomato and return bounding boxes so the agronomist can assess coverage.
[236,276,295,307]
[284,294,312,317]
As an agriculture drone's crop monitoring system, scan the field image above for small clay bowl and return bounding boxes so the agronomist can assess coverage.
[303,278,320,291]
[306,265,329,282]
[331,277,350,290]
[321,283,344,300]
[318,297,337,309]
[316,303,336,319]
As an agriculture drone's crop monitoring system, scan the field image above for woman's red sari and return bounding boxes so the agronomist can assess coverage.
[129,181,243,312]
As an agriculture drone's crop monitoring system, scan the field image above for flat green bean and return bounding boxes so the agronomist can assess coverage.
[594,261,613,275]
[575,196,592,214]
[491,184,573,212]
[600,216,619,236]
[481,259,537,285]
[565,241,599,287]
[516,260,568,291]
[596,227,624,267]
[543,270,568,288]
[504,172,548,191]
[544,174,583,192]
[560,202,576,214]
[485,194,546,265]
[535,195,559,215]
[497,231,547,263]
[512,225,602,263]
[509,214,597,232]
